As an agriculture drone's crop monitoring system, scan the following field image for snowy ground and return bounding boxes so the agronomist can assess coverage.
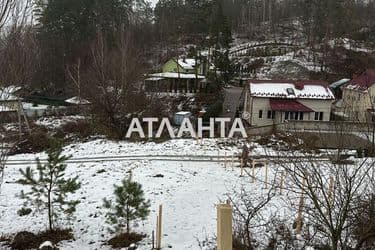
[0,139,293,249]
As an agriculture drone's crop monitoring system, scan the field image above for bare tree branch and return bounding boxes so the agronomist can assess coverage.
[0,0,15,31]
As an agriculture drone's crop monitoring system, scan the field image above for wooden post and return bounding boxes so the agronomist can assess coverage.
[217,202,233,250]
[252,159,255,183]
[155,215,159,248]
[231,154,234,170]
[296,178,305,234]
[152,230,155,249]
[224,152,227,169]
[296,193,304,234]
[264,161,268,189]
[279,171,285,195]
[240,158,244,177]
[17,101,22,138]
[19,100,30,134]
[158,205,163,249]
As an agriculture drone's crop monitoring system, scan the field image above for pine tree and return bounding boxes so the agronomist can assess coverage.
[18,143,81,232]
[103,176,150,234]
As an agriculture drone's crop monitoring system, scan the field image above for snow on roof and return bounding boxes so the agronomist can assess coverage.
[149,72,205,80]
[65,96,91,105]
[175,111,191,116]
[345,69,375,91]
[0,85,21,101]
[145,77,164,81]
[177,58,198,70]
[249,80,334,100]
[330,78,350,89]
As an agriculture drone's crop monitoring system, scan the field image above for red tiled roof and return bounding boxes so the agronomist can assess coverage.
[347,69,375,91]
[270,99,313,112]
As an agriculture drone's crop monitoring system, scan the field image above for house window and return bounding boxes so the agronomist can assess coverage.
[286,88,295,95]
[315,112,324,121]
[267,110,275,119]
[285,112,304,121]
[259,110,263,119]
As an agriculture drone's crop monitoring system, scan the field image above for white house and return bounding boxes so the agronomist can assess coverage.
[243,80,335,127]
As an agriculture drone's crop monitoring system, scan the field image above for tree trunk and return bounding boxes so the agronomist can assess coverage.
[48,186,52,231]
[48,169,53,231]
[126,205,130,234]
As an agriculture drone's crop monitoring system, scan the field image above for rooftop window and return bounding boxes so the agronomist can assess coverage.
[286,88,295,95]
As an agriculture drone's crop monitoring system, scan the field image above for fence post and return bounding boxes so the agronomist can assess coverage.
[155,204,163,249]
[155,215,159,249]
[217,201,233,250]
[296,178,305,235]
[231,154,234,170]
[279,171,285,195]
[240,158,244,177]
[252,159,255,182]
[264,161,268,189]
[224,152,227,169]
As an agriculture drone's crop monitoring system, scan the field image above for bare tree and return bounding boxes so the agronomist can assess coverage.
[0,0,15,31]
[230,186,276,249]
[278,153,375,250]
[66,58,82,102]
[0,0,38,86]
[84,29,150,138]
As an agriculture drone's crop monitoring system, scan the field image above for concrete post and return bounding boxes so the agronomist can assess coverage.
[217,202,233,250]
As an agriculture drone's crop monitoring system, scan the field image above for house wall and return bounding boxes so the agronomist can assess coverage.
[299,99,333,121]
[342,85,375,122]
[162,60,185,73]
[162,59,204,75]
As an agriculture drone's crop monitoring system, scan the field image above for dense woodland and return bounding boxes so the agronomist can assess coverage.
[0,0,374,91]
[0,0,374,137]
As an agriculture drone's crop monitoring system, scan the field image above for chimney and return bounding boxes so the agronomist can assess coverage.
[295,82,304,90]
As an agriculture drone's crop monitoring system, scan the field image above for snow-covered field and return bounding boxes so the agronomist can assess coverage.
[0,139,290,249]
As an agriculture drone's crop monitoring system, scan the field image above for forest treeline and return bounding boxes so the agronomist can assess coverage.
[0,0,374,91]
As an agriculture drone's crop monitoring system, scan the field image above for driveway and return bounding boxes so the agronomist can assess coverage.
[222,86,243,120]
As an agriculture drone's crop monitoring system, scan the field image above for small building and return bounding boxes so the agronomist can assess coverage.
[174,111,192,126]
[243,80,335,127]
[341,69,375,122]
[330,78,350,99]
[162,58,204,75]
[144,72,207,94]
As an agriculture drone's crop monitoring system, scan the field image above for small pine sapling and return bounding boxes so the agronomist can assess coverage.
[103,175,150,234]
[18,143,81,231]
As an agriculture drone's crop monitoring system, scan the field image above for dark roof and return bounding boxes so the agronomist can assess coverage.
[270,99,314,112]
[346,69,375,91]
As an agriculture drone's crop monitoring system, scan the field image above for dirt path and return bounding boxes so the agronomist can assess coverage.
[222,86,243,120]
